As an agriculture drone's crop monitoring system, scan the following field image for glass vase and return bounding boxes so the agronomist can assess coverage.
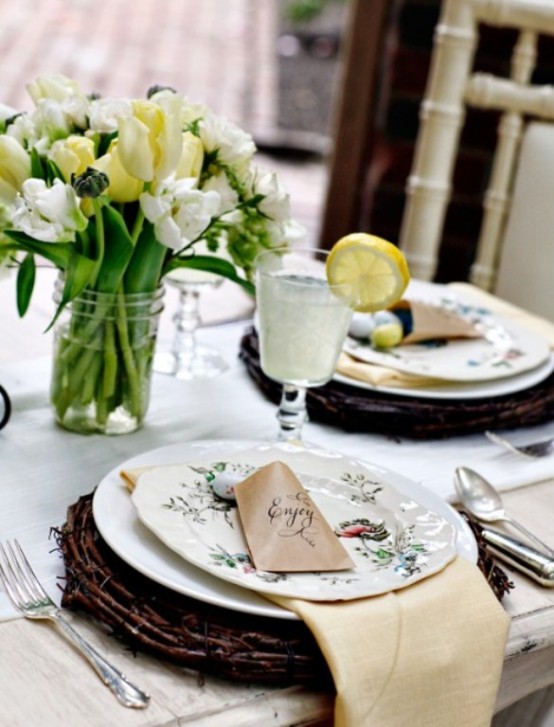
[50,279,165,435]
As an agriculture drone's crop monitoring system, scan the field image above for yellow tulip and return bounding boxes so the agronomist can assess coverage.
[117,98,182,182]
[175,131,204,180]
[48,135,96,182]
[92,141,143,203]
[0,136,31,203]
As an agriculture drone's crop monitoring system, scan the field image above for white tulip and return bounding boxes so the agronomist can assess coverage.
[88,97,132,134]
[12,178,88,242]
[0,136,31,201]
[140,177,221,251]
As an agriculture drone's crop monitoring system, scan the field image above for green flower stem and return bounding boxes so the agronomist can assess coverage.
[90,198,105,288]
[60,301,111,367]
[114,288,141,418]
[50,272,160,432]
[102,320,118,399]
[130,206,145,244]
[80,351,103,405]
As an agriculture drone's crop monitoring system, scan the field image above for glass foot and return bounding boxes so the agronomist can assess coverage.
[154,346,228,380]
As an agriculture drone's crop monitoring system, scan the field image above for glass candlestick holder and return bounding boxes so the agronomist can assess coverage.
[154,268,228,380]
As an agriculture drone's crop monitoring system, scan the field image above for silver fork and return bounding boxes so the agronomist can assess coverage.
[485,430,554,458]
[0,540,150,709]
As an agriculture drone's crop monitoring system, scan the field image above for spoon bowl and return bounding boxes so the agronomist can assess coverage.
[454,466,554,557]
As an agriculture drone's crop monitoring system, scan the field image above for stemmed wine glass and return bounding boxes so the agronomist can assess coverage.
[154,267,228,380]
[255,247,353,441]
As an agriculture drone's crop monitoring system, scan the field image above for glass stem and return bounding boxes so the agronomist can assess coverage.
[172,285,201,368]
[276,384,308,441]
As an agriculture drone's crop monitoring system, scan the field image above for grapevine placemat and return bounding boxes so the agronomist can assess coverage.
[239,328,554,439]
[54,494,513,685]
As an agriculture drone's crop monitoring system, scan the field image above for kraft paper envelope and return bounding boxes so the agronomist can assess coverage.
[234,461,354,573]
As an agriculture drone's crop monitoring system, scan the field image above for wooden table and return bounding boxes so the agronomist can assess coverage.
[1,272,554,726]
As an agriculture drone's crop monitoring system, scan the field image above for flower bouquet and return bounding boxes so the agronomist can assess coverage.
[0,74,301,433]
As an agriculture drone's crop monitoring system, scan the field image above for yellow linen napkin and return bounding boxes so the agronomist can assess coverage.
[267,557,510,727]
[122,468,509,725]
[337,351,447,388]
[337,282,554,389]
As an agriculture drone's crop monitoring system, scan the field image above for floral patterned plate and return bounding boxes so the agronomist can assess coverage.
[334,354,554,400]
[343,299,550,383]
[130,442,460,602]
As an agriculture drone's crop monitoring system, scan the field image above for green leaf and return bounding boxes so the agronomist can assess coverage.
[46,250,97,331]
[97,130,118,157]
[165,254,255,296]
[123,222,168,293]
[46,158,66,184]
[16,253,36,317]
[3,230,73,269]
[30,148,46,180]
[94,205,134,293]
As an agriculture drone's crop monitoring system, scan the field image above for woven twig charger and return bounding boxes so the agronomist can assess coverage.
[57,494,513,686]
[239,328,554,439]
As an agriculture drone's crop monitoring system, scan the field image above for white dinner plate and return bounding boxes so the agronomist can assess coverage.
[93,440,477,619]
[334,353,554,400]
[344,293,550,383]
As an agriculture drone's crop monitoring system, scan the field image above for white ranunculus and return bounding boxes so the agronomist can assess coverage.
[140,177,221,251]
[254,169,291,222]
[6,113,39,149]
[202,171,239,215]
[88,97,133,134]
[180,97,208,127]
[32,100,73,145]
[27,75,89,130]
[0,103,17,124]
[148,88,207,129]
[264,218,306,248]
[199,111,256,167]
[27,74,82,104]
[280,219,307,245]
[12,178,88,242]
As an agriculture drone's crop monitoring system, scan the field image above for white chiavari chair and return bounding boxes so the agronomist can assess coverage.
[398,0,554,319]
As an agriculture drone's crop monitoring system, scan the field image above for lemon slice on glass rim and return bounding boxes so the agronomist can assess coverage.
[325,232,410,312]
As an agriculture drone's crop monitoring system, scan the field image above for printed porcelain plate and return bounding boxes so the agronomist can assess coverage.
[343,297,550,383]
[93,441,476,618]
[334,354,554,400]
[128,442,460,602]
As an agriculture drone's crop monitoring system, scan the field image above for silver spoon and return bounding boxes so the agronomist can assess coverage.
[454,466,554,557]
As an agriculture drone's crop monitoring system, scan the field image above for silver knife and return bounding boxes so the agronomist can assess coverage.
[480,526,554,587]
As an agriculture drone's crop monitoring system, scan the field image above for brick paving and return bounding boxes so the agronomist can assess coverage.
[0,0,327,244]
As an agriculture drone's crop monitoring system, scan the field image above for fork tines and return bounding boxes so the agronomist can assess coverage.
[0,540,46,611]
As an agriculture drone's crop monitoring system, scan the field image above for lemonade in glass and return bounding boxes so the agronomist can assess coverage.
[255,248,353,440]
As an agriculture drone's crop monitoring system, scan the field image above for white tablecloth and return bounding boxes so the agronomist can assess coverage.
[2,320,554,620]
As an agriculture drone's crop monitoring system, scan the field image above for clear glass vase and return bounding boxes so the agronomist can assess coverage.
[50,279,165,435]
